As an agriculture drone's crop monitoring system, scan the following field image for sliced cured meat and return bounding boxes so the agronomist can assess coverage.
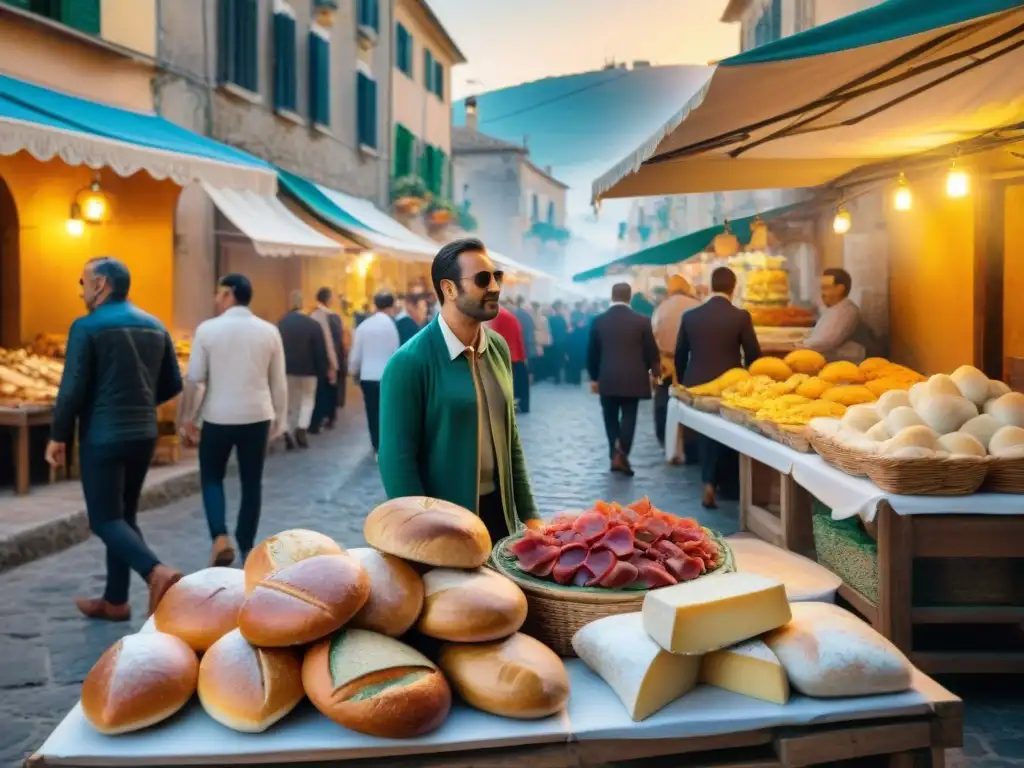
[627,497,653,516]
[572,511,609,544]
[664,555,705,582]
[594,500,614,517]
[633,537,651,551]
[680,539,709,554]
[510,529,559,551]
[581,547,617,585]
[650,539,685,559]
[593,524,634,557]
[598,560,639,589]
[514,542,560,573]
[634,560,677,588]
[551,543,588,585]
[670,527,706,544]
[635,517,671,545]
[572,565,594,587]
[522,555,557,578]
[553,529,586,545]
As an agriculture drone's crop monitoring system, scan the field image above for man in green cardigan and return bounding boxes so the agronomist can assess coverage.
[378,239,540,541]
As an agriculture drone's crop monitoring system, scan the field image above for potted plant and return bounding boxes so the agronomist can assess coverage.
[424,198,458,232]
[392,175,429,216]
[527,221,571,244]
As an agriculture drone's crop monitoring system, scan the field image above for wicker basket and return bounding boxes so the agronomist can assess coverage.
[490,531,734,657]
[983,455,1024,493]
[671,387,693,405]
[692,396,723,414]
[863,455,987,496]
[808,434,869,477]
[757,420,812,453]
[719,404,756,429]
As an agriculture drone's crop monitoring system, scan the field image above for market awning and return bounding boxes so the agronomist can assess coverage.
[572,203,806,283]
[593,0,1024,200]
[278,169,437,263]
[202,183,340,259]
[0,73,276,194]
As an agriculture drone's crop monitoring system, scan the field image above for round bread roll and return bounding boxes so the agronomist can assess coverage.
[303,628,451,738]
[82,632,198,735]
[418,567,527,642]
[364,497,491,568]
[244,529,345,595]
[198,629,304,732]
[239,554,370,647]
[153,567,246,651]
[347,548,424,637]
[438,633,569,719]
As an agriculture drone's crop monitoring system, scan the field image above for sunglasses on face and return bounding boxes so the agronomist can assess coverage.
[459,270,504,289]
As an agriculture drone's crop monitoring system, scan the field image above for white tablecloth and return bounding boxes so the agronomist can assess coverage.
[670,402,1024,522]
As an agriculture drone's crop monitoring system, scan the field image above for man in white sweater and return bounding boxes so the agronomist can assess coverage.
[348,292,400,457]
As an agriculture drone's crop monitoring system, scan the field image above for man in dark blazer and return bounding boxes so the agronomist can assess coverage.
[587,283,661,476]
[278,293,329,449]
[675,267,761,508]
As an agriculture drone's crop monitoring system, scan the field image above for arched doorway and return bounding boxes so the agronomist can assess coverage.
[0,177,19,348]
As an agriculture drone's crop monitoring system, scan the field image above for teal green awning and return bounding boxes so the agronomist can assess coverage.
[572,203,804,283]
[595,0,1024,200]
[0,72,276,193]
[277,169,371,233]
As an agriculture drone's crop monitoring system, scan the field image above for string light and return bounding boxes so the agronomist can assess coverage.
[946,163,969,198]
[893,173,912,211]
[832,206,852,235]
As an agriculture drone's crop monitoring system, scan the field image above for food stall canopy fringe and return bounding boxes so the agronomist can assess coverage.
[572,202,805,283]
[202,184,341,259]
[0,73,276,194]
[592,0,1024,200]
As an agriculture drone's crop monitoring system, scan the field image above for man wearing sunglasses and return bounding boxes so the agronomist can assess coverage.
[378,238,540,542]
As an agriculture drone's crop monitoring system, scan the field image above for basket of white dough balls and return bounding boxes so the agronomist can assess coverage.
[807,365,1024,495]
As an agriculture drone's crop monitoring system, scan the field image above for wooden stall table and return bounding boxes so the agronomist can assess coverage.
[29,658,962,767]
[0,404,55,495]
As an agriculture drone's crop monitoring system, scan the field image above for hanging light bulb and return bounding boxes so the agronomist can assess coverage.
[946,162,969,198]
[893,174,912,211]
[832,207,852,235]
[66,202,85,237]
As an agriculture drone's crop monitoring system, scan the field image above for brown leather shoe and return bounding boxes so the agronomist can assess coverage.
[210,535,236,567]
[611,451,635,477]
[295,429,309,449]
[74,597,131,622]
[147,564,183,616]
[701,484,718,509]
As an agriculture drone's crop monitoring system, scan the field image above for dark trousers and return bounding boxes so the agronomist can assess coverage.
[478,491,508,544]
[199,421,271,555]
[545,343,565,383]
[360,380,381,452]
[512,361,530,414]
[600,395,640,458]
[529,355,546,382]
[699,435,740,495]
[654,383,670,445]
[80,438,160,605]
[311,375,337,428]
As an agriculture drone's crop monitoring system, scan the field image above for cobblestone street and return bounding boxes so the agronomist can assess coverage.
[0,384,1020,766]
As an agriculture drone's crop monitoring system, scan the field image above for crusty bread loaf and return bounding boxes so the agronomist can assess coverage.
[347,548,425,637]
[239,554,370,647]
[82,632,199,735]
[198,629,304,732]
[244,529,345,595]
[364,497,491,568]
[764,602,913,697]
[153,567,246,651]
[302,628,451,738]
[439,633,569,719]
[417,567,527,642]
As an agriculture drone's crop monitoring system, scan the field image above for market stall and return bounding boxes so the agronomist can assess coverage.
[29,497,963,766]
[667,354,1024,675]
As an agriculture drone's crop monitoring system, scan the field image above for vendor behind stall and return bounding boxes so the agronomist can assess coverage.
[803,268,877,363]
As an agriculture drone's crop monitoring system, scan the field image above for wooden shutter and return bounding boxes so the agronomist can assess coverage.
[424,49,434,92]
[435,149,447,197]
[59,0,100,34]
[308,32,330,126]
[359,0,378,31]
[357,73,377,149]
[531,194,539,222]
[234,0,259,92]
[547,200,555,225]
[217,0,234,83]
[394,124,415,178]
[273,12,297,112]
[433,60,443,99]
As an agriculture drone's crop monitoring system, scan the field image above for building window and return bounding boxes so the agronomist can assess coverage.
[395,23,414,76]
[218,0,259,93]
[423,49,435,93]
[432,59,444,100]
[14,0,101,34]
[394,124,415,178]
[753,0,782,47]
[308,27,331,127]
[530,194,539,223]
[358,0,379,32]
[357,71,378,150]
[546,200,556,226]
[273,5,298,113]
[419,145,446,196]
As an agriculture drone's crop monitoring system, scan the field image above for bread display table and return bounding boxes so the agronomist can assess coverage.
[0,405,55,495]
[668,400,1024,675]
[28,659,961,767]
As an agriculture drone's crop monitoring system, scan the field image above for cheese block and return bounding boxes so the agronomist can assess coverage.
[571,612,700,721]
[725,533,842,603]
[642,572,791,655]
[764,602,912,698]
[700,639,789,704]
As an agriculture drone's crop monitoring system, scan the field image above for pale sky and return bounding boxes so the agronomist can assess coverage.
[428,0,739,100]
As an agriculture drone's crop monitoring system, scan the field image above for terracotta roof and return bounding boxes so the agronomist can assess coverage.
[451,126,526,154]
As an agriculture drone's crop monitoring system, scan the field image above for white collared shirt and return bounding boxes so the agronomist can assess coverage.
[188,306,287,425]
[437,313,489,360]
[349,311,400,382]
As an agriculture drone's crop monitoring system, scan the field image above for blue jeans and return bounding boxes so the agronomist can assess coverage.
[79,438,160,604]
[199,421,270,555]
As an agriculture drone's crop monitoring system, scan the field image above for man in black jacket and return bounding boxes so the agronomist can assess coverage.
[309,287,345,432]
[396,293,427,345]
[278,291,328,449]
[587,283,661,476]
[675,267,761,508]
[46,257,184,621]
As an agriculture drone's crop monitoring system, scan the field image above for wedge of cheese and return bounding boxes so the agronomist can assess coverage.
[700,639,789,704]
[571,612,700,721]
[642,572,791,655]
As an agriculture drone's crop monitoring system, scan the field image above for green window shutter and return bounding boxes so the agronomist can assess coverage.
[357,72,377,149]
[433,60,444,99]
[396,23,413,75]
[531,194,539,222]
[223,0,258,92]
[424,49,434,92]
[435,149,447,197]
[308,32,330,126]
[59,0,100,34]
[358,0,378,31]
[273,12,297,112]
[394,124,414,178]
[547,200,556,225]
[217,0,234,84]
